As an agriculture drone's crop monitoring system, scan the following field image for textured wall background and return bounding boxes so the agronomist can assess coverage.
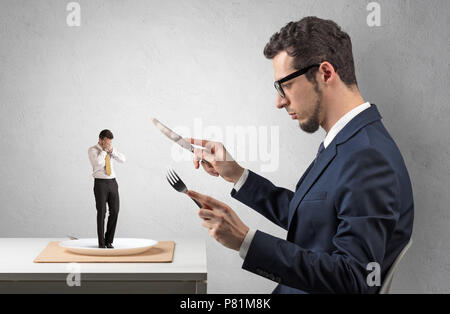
[0,0,449,293]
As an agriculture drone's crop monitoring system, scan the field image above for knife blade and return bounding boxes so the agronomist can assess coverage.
[152,118,212,166]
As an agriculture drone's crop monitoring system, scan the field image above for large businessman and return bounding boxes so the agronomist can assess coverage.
[186,17,414,293]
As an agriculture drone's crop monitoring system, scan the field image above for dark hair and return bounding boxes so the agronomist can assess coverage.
[99,129,114,140]
[263,16,358,87]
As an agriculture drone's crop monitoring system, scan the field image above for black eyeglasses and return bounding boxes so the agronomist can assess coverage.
[274,64,320,98]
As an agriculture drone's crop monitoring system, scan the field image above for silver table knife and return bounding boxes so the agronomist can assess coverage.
[152,118,212,166]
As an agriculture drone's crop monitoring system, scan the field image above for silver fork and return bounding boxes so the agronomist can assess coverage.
[166,168,202,208]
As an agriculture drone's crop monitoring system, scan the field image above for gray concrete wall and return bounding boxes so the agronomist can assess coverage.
[0,0,449,293]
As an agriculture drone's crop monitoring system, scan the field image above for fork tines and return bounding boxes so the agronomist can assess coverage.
[165,167,202,208]
[166,167,186,193]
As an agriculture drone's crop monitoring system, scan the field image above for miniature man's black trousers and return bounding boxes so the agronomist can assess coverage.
[93,178,119,246]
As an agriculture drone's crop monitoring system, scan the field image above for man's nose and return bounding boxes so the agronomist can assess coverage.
[276,94,289,109]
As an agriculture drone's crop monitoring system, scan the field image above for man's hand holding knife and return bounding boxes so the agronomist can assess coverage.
[187,138,244,183]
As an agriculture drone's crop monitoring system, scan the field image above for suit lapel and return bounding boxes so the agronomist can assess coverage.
[288,142,337,228]
[295,160,315,191]
[287,104,383,229]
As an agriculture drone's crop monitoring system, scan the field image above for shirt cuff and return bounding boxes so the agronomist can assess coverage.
[239,228,256,260]
[233,168,249,192]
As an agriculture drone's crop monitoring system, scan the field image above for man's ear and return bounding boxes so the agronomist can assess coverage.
[319,62,336,84]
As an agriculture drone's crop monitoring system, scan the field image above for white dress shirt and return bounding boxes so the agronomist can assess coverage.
[236,102,371,260]
[88,144,126,179]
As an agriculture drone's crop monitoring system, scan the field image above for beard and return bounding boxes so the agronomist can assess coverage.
[299,78,322,133]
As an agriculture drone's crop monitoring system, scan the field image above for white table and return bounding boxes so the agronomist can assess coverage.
[0,238,207,294]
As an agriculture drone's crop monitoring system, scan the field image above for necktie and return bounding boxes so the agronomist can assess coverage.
[105,153,111,176]
[314,142,325,166]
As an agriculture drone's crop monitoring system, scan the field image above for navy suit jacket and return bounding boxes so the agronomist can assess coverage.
[231,104,414,293]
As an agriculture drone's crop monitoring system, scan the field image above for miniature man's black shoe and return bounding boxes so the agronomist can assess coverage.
[106,243,114,249]
[98,244,106,248]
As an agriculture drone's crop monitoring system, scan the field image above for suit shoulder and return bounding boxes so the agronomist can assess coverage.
[338,121,398,157]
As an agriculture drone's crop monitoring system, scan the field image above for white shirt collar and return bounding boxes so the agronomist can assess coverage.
[323,102,371,148]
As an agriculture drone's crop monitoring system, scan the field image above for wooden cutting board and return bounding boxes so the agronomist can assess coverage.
[34,241,175,263]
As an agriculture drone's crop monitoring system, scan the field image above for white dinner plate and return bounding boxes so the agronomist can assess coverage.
[59,238,158,256]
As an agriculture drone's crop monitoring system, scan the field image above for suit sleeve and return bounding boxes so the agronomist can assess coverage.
[241,148,400,293]
[231,170,294,230]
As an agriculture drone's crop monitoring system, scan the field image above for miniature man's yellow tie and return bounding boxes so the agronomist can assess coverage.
[105,154,111,176]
